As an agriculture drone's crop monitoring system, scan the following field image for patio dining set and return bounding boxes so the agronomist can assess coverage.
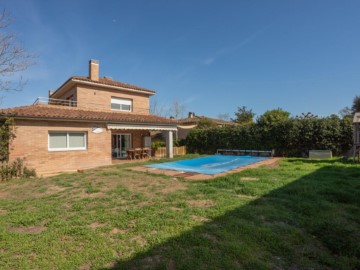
[126,147,151,160]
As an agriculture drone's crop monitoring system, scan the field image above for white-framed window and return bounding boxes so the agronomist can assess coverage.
[111,97,132,112]
[48,132,87,151]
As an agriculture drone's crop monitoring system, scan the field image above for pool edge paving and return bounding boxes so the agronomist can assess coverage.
[145,156,271,175]
[131,158,281,180]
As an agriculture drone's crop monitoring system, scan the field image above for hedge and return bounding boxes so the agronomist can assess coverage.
[185,116,353,157]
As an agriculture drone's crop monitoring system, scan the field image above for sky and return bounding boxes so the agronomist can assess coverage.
[1,0,360,119]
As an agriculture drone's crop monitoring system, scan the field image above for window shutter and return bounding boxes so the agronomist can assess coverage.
[49,133,67,149]
[111,97,132,111]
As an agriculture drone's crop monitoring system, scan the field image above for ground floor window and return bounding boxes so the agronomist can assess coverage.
[49,132,87,151]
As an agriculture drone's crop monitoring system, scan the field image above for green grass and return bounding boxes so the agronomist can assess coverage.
[0,157,359,269]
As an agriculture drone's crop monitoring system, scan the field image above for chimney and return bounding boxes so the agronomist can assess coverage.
[48,90,54,97]
[188,112,195,118]
[89,59,99,81]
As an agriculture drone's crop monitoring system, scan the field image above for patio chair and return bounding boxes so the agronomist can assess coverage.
[141,148,150,159]
[134,148,142,159]
[127,149,135,160]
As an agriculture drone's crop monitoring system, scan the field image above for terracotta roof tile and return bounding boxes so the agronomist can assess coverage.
[0,104,177,124]
[178,115,235,125]
[71,76,156,94]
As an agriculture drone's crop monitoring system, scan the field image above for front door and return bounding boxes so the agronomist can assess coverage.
[112,134,132,158]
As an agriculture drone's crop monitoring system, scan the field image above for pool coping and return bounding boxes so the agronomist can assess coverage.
[130,157,281,180]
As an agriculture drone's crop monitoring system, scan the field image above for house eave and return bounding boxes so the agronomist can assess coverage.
[0,115,176,129]
[73,79,156,96]
[51,78,156,98]
[107,123,177,131]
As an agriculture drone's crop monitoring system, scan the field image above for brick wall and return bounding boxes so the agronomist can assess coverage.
[76,84,150,114]
[9,119,112,176]
[129,130,147,148]
[50,84,150,114]
[8,119,150,176]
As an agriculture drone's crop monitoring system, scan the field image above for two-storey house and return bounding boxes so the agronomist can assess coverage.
[0,60,177,175]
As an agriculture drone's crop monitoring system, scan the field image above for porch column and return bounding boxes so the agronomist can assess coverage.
[165,130,174,158]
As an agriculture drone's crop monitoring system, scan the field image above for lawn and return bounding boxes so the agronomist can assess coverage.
[0,157,359,269]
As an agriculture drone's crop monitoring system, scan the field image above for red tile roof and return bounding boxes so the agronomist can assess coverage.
[0,104,177,124]
[178,115,235,126]
[52,76,156,96]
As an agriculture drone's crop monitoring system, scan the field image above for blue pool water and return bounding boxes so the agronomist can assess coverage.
[146,155,269,175]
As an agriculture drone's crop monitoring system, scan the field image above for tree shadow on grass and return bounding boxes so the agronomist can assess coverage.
[103,165,360,270]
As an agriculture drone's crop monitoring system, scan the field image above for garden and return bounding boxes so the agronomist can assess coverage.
[0,157,359,269]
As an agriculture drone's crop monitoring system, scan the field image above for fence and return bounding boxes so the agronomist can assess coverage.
[153,146,186,158]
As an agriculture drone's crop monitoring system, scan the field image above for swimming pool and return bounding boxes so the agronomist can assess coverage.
[146,155,270,175]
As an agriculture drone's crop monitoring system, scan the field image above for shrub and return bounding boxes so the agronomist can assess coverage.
[185,116,353,157]
[196,118,217,129]
[174,138,186,147]
[0,158,37,181]
[0,117,16,162]
[151,141,166,150]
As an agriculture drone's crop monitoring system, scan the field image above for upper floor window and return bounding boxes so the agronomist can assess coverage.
[111,97,132,112]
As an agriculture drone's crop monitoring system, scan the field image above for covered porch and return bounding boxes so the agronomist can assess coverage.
[107,123,177,161]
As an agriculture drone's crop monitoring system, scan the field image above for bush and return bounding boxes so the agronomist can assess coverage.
[0,158,37,181]
[0,117,16,162]
[186,116,353,157]
[151,139,186,150]
[174,138,186,147]
[151,141,166,150]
